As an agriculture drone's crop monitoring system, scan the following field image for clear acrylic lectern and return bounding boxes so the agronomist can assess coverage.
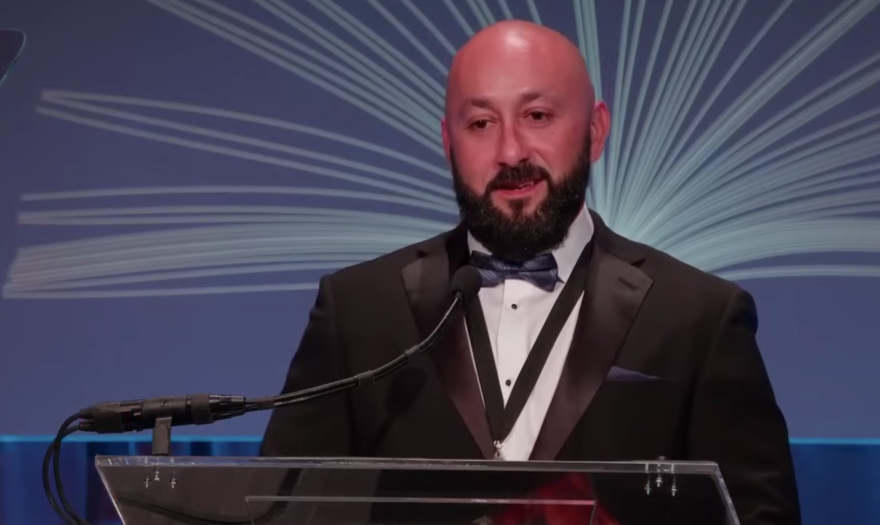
[96,456,740,525]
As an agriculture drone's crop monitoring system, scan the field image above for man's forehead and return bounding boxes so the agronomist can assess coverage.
[449,56,571,102]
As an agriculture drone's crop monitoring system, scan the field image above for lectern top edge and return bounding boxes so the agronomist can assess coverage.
[95,454,724,475]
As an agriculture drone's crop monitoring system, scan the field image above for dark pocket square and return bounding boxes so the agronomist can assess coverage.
[605,366,661,382]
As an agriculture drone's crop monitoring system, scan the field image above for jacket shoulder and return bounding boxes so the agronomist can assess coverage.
[320,227,455,289]
[599,219,744,304]
[645,245,741,297]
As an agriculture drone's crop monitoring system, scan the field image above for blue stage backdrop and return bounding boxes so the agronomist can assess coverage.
[1,1,879,524]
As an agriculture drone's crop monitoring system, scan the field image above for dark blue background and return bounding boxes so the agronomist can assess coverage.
[1,0,879,441]
[2,1,880,524]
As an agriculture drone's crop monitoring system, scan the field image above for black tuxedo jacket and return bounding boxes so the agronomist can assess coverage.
[260,210,801,525]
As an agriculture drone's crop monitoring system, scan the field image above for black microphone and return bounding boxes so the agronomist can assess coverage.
[76,265,483,434]
[77,394,250,434]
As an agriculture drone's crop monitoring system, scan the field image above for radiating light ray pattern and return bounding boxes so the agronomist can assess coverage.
[3,0,880,299]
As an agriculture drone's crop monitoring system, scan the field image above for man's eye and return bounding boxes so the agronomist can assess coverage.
[470,119,489,129]
[529,111,549,121]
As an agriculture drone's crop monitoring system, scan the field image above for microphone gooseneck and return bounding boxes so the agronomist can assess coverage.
[269,264,482,409]
[46,265,483,525]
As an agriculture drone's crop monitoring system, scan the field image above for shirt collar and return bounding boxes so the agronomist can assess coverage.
[466,205,594,283]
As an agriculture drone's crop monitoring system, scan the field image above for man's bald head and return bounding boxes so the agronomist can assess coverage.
[440,20,610,262]
[445,20,595,116]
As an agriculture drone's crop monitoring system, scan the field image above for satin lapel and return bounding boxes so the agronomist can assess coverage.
[530,243,653,460]
[400,230,495,459]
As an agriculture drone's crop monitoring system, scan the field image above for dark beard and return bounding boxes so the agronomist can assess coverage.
[451,142,591,262]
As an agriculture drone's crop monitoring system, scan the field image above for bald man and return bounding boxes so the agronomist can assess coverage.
[262,21,801,525]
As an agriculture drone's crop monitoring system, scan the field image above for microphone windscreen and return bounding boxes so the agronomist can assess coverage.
[449,265,482,302]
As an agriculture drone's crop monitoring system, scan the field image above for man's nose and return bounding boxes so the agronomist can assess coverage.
[496,125,529,167]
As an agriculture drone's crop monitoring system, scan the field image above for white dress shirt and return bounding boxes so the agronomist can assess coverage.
[466,206,595,460]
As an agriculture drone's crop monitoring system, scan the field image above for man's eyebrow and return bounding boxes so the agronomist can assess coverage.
[458,91,550,115]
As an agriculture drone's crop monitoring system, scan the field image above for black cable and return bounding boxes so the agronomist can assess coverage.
[54,424,90,525]
[43,414,91,525]
[41,418,72,524]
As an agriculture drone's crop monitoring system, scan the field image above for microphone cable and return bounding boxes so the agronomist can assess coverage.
[43,414,88,525]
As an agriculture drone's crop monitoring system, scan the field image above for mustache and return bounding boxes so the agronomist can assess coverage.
[486,163,551,191]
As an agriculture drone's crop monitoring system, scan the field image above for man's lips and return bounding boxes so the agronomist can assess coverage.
[492,178,545,197]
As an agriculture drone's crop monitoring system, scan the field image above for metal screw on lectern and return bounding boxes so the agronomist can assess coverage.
[671,479,678,497]
[654,456,666,489]
[170,474,177,489]
[154,469,161,482]
[143,475,150,488]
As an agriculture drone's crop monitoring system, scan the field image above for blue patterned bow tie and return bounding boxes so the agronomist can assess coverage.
[469,251,560,292]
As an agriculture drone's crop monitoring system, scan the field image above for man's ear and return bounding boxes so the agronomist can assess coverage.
[589,101,611,163]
